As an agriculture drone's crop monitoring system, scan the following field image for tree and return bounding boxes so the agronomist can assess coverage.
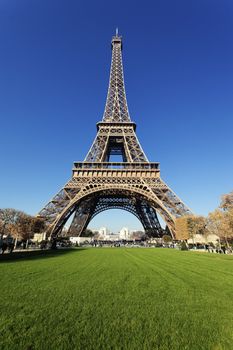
[221,210,233,243]
[0,208,46,241]
[175,215,207,242]
[0,220,5,237]
[131,231,145,240]
[226,207,233,233]
[32,217,46,234]
[220,191,233,211]
[187,215,207,242]
[81,229,94,237]
[180,241,189,250]
[205,191,233,244]
[206,210,224,237]
[9,212,34,241]
[207,208,233,245]
[0,208,23,237]
[175,216,190,240]
[220,191,233,243]
[162,234,172,243]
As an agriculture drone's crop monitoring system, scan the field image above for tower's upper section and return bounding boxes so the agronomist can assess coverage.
[102,32,131,123]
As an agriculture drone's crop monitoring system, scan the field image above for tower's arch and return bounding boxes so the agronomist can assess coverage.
[47,185,176,239]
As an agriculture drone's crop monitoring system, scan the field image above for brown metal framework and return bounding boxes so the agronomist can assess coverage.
[38,33,192,239]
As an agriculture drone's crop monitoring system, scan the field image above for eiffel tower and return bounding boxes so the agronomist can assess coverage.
[38,31,192,239]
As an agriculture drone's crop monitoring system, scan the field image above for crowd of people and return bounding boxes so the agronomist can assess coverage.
[204,244,232,254]
[0,240,14,254]
[1,236,232,255]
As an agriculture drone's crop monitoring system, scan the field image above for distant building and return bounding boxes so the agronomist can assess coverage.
[70,237,93,244]
[89,227,145,241]
[98,227,110,239]
[130,230,145,240]
[119,227,130,240]
[112,233,120,241]
[187,234,219,244]
[32,232,47,242]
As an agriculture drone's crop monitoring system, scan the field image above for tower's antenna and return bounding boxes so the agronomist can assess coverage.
[116,27,118,36]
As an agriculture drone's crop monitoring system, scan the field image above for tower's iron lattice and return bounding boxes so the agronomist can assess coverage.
[38,33,192,238]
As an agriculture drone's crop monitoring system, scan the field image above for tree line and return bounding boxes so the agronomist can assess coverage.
[175,190,233,244]
[0,208,45,241]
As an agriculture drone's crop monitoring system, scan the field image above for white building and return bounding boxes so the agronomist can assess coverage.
[99,227,109,236]
[97,227,111,240]
[32,232,47,242]
[108,233,120,241]
[187,233,219,244]
[70,237,93,244]
[119,227,130,240]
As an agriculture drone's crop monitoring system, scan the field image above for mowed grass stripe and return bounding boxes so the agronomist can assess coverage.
[122,249,233,349]
[0,248,233,350]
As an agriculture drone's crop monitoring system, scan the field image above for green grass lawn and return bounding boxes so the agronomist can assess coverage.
[0,248,233,350]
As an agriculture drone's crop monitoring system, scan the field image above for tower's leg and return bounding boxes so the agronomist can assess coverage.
[135,200,163,237]
[68,197,98,236]
[164,225,173,237]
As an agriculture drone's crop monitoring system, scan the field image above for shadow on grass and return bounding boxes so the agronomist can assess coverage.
[0,248,86,263]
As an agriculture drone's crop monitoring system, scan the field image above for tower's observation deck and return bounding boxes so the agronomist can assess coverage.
[111,34,122,48]
[72,162,160,181]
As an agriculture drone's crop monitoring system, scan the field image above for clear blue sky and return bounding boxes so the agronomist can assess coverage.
[0,0,232,232]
